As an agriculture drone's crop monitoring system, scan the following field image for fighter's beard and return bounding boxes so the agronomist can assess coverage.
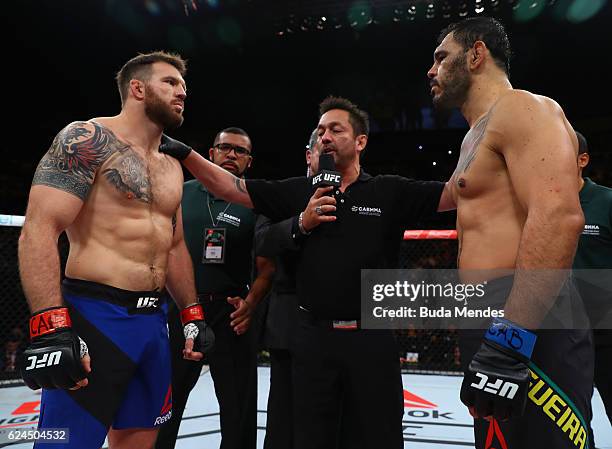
[144,90,184,130]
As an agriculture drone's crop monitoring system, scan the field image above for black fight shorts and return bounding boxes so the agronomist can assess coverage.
[459,276,594,449]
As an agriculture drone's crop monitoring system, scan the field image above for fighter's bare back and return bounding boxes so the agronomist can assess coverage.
[32,119,183,291]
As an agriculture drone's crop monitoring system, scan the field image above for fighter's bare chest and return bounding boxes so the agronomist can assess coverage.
[451,116,505,199]
[97,148,181,211]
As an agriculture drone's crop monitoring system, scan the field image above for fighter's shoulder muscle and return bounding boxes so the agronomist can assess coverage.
[32,120,119,201]
[487,90,567,148]
[490,90,565,127]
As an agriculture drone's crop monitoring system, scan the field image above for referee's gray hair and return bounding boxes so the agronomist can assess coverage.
[307,128,318,151]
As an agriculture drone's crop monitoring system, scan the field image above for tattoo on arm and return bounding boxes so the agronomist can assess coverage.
[32,122,112,200]
[235,177,247,194]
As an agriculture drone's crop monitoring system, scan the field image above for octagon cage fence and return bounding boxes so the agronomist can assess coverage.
[0,215,460,386]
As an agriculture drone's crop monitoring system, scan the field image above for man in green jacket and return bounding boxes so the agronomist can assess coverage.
[156,127,274,449]
[572,131,612,447]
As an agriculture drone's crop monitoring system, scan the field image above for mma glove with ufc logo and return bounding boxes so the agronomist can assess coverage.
[460,317,537,421]
[20,307,88,390]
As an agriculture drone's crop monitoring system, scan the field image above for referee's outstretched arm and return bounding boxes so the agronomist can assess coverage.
[159,134,254,208]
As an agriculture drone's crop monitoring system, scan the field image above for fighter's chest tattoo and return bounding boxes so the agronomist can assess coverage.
[103,149,152,203]
[455,114,490,176]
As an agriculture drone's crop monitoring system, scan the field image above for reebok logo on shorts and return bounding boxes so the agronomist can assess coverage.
[154,385,173,426]
[154,410,172,426]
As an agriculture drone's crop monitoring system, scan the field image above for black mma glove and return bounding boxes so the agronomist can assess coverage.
[20,307,88,390]
[180,303,215,354]
[460,317,537,421]
[159,134,193,161]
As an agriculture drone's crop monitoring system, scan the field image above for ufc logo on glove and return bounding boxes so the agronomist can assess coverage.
[470,372,519,399]
[25,351,62,370]
[460,317,536,419]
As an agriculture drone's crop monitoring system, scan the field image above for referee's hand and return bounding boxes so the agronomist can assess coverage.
[302,186,337,232]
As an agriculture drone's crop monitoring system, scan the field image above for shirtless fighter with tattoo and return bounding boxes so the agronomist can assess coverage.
[428,17,593,448]
[18,52,214,449]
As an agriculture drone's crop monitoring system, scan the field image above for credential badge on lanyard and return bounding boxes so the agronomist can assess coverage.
[203,192,231,264]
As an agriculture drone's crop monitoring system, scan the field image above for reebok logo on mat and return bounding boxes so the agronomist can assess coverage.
[403,389,437,408]
[403,390,454,420]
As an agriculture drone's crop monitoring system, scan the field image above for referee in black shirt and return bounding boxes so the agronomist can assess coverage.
[159,96,455,449]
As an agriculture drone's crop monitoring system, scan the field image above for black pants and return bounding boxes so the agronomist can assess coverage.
[461,329,594,449]
[292,310,404,449]
[264,349,356,449]
[156,300,258,449]
[264,349,294,449]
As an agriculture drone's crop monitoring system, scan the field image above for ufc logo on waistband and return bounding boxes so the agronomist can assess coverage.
[137,297,159,309]
[25,351,62,370]
[470,372,519,399]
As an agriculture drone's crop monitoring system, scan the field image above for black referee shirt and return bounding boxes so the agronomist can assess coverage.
[246,170,444,320]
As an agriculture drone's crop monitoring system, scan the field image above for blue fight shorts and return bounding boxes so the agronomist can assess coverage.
[35,278,172,448]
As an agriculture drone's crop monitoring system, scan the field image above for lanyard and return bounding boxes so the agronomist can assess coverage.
[206,192,232,227]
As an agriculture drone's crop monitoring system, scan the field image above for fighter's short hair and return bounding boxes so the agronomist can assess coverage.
[438,17,512,76]
[116,51,187,106]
